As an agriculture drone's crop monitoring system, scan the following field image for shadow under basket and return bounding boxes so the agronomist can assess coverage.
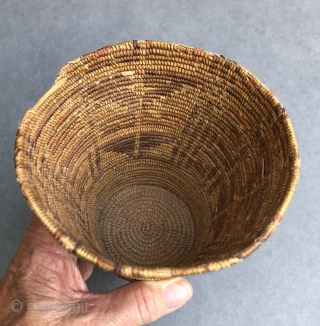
[15,40,300,281]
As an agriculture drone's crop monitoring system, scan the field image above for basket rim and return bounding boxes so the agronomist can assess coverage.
[14,39,300,280]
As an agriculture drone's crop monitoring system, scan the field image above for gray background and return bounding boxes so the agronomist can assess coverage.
[1,0,319,325]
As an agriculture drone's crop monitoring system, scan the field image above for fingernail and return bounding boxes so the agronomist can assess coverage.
[164,279,193,309]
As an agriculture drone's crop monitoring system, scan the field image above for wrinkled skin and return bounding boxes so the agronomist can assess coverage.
[0,214,192,325]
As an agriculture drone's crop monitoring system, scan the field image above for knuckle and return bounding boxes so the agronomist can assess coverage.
[134,283,161,324]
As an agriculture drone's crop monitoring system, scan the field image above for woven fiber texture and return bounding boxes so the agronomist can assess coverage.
[15,40,300,281]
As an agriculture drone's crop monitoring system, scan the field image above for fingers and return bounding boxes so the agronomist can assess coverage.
[20,214,68,257]
[25,213,57,243]
[88,277,193,325]
[77,258,94,281]
[29,212,46,230]
[22,215,93,285]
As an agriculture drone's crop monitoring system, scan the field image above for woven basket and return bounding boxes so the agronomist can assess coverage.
[15,40,300,281]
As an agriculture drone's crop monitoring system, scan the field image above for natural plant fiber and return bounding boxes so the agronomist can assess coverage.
[15,40,300,281]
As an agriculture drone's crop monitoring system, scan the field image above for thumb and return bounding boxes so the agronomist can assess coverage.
[88,277,193,325]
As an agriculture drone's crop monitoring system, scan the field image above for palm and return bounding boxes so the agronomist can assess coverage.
[1,215,94,324]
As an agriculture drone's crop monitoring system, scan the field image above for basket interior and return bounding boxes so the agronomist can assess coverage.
[17,41,298,269]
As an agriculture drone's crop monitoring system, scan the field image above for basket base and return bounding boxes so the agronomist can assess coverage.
[97,184,196,268]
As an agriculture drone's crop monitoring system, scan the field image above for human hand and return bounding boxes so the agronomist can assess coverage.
[0,214,193,325]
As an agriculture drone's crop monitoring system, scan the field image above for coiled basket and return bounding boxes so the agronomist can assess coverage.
[15,40,300,281]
